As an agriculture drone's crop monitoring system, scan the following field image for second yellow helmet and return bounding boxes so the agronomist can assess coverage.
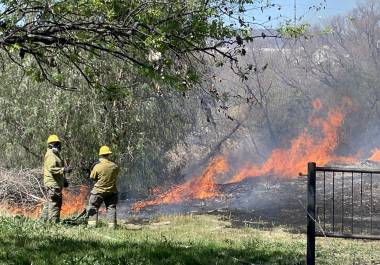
[99,146,112,156]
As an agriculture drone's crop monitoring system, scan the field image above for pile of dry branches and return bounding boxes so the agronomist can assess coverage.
[0,167,45,209]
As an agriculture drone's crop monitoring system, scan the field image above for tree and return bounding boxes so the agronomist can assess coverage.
[0,0,280,91]
[277,0,380,155]
[0,57,207,194]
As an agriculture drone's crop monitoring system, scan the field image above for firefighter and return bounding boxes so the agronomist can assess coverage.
[86,146,120,229]
[40,134,72,223]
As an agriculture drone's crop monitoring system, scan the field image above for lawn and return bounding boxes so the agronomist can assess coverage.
[0,213,379,265]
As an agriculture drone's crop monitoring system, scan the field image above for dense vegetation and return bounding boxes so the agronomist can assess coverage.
[0,63,201,194]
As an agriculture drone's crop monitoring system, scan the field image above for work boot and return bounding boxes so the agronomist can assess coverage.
[87,220,98,228]
[86,211,99,228]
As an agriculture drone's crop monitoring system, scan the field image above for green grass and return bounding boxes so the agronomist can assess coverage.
[0,213,379,265]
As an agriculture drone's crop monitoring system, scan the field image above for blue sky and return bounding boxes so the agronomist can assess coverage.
[238,0,360,27]
[287,0,358,24]
[0,1,360,26]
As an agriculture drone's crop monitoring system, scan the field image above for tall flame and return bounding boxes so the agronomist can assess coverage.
[132,99,360,210]
[228,98,357,183]
[132,156,228,211]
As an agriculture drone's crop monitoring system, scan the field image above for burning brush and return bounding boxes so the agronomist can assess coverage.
[132,98,379,211]
[132,156,229,211]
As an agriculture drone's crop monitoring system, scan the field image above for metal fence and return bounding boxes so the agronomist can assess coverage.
[307,162,380,265]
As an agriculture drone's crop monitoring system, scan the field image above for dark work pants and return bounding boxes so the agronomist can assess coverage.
[86,192,118,225]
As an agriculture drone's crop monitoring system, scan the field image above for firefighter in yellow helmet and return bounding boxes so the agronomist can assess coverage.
[86,146,120,229]
[40,135,72,223]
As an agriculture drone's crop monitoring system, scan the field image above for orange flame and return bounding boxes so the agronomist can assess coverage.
[61,185,89,216]
[0,203,41,218]
[368,149,380,162]
[132,99,361,210]
[132,156,228,211]
[228,98,357,183]
[0,185,89,218]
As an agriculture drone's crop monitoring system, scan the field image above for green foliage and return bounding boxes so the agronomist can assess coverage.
[279,23,311,38]
[0,59,198,194]
[0,0,262,91]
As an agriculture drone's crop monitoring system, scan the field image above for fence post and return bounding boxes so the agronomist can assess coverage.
[307,162,316,265]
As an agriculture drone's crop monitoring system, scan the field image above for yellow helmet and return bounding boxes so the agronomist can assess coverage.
[99,145,112,156]
[47,134,61,144]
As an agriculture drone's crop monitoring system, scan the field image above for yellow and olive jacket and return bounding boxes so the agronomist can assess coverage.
[90,158,119,193]
[44,149,65,189]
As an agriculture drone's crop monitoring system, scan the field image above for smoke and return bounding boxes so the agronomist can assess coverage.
[130,95,380,215]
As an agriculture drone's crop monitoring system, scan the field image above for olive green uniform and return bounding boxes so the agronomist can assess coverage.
[86,158,119,227]
[40,149,65,223]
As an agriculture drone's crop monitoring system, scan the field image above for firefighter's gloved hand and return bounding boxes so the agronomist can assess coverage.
[63,178,69,188]
[64,166,73,174]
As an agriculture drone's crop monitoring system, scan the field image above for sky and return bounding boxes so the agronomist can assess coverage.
[0,1,361,27]
[287,0,358,24]
[239,0,360,27]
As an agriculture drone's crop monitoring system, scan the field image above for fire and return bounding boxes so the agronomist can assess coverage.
[0,203,41,218]
[368,149,380,162]
[132,99,361,210]
[132,156,228,211]
[0,185,89,218]
[61,185,89,216]
[228,98,357,183]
